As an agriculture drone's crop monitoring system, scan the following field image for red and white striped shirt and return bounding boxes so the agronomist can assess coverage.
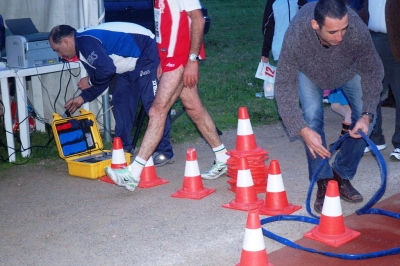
[154,0,202,59]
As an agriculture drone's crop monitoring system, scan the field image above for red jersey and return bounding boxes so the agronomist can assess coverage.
[154,0,203,59]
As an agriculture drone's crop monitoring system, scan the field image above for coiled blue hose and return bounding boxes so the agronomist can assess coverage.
[260,131,400,260]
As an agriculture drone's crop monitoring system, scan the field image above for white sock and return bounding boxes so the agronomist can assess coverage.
[213,144,229,163]
[130,156,147,181]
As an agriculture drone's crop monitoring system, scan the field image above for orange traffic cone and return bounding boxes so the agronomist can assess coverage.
[138,156,169,188]
[303,180,360,247]
[226,106,269,193]
[236,210,273,266]
[258,160,301,216]
[223,157,264,211]
[111,137,127,169]
[171,148,216,200]
[236,107,258,151]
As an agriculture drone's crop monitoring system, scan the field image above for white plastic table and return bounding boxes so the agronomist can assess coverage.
[0,62,87,162]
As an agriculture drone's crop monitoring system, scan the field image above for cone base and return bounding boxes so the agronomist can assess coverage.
[236,263,273,266]
[228,147,268,157]
[111,162,128,169]
[99,175,115,185]
[138,177,169,188]
[222,198,264,212]
[171,187,216,200]
[258,203,302,216]
[303,225,361,247]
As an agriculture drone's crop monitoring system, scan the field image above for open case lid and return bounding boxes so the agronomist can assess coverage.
[52,109,104,160]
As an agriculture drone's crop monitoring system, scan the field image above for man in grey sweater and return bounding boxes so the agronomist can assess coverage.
[274,0,384,213]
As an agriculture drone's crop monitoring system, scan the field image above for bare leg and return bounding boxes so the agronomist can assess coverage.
[137,66,185,160]
[179,84,222,148]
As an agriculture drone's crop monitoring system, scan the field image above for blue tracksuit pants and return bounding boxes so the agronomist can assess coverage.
[111,37,173,158]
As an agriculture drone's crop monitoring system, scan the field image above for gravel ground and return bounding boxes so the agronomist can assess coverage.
[1,105,399,266]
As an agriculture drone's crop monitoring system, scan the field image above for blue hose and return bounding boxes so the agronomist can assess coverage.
[261,131,400,259]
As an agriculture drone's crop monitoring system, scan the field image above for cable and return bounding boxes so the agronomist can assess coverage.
[260,131,400,260]
[0,61,82,163]
[53,62,66,112]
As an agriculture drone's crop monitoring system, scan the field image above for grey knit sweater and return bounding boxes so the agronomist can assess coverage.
[274,2,384,138]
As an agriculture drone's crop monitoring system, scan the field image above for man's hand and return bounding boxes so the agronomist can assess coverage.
[77,76,91,90]
[184,8,204,89]
[261,56,269,63]
[349,115,370,138]
[64,96,84,114]
[299,127,331,159]
[183,61,199,88]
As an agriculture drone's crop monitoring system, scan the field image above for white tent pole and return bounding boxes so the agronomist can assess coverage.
[97,0,112,142]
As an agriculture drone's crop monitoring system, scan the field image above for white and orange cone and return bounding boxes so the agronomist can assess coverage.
[111,137,127,169]
[236,210,273,266]
[222,157,264,211]
[138,156,169,188]
[226,106,269,193]
[235,107,258,151]
[258,160,301,216]
[171,148,216,200]
[303,180,361,247]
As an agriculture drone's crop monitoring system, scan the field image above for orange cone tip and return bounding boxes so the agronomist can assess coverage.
[268,160,281,175]
[186,148,197,161]
[113,137,123,150]
[238,106,250,119]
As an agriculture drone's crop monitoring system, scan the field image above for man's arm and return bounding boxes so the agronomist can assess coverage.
[78,61,111,103]
[261,0,274,62]
[184,8,205,88]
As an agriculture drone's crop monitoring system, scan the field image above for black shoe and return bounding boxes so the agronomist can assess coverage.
[332,171,363,202]
[380,98,395,108]
[314,179,330,213]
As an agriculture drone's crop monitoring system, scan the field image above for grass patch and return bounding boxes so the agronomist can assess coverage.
[0,0,279,169]
[168,0,279,141]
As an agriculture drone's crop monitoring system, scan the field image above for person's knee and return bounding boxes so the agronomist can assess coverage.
[148,105,168,120]
[184,101,203,114]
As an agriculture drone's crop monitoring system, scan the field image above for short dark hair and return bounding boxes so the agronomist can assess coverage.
[49,25,76,44]
[314,0,348,28]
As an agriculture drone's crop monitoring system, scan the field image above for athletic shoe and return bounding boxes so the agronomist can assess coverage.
[364,144,387,153]
[201,161,227,180]
[390,148,400,161]
[105,166,139,192]
[152,152,175,167]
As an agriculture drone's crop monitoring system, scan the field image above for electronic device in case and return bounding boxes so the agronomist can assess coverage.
[52,109,130,179]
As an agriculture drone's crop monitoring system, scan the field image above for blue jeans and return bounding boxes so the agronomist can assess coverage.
[298,72,373,181]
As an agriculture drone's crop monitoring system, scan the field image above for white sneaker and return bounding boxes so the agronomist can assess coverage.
[105,166,139,191]
[364,144,387,153]
[201,161,227,180]
[390,148,400,161]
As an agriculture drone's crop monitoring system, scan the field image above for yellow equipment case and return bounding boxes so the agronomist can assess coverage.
[51,109,130,179]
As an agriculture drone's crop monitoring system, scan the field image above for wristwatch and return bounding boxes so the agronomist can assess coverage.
[361,112,374,122]
[189,54,199,62]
